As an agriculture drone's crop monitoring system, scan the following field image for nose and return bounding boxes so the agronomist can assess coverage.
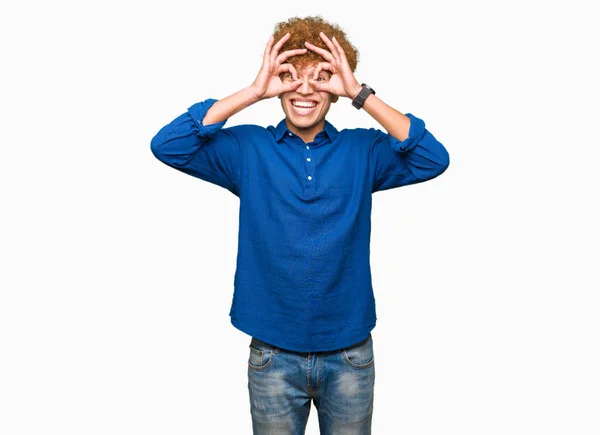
[296,76,315,95]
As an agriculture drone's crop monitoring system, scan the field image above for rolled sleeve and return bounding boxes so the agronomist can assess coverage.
[370,113,449,192]
[150,99,241,196]
[188,99,227,137]
[389,113,426,153]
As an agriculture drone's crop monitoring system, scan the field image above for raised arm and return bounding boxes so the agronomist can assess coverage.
[203,32,307,125]
[368,116,449,192]
[150,32,307,195]
[358,84,449,191]
[304,32,449,192]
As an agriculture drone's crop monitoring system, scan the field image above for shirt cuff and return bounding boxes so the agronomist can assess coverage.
[187,99,227,137]
[389,113,426,152]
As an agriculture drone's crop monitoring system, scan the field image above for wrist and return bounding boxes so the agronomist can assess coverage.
[246,85,265,103]
[349,83,363,99]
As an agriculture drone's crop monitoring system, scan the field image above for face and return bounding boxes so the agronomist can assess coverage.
[279,64,338,140]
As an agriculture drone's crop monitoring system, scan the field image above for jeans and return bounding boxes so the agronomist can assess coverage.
[247,333,375,434]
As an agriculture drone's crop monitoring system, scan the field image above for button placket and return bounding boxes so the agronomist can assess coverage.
[305,144,315,188]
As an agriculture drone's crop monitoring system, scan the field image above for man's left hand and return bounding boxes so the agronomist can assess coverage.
[304,33,362,99]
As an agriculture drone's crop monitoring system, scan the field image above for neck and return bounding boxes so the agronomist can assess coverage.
[286,119,325,144]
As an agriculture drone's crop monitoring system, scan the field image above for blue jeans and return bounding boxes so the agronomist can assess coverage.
[247,333,375,434]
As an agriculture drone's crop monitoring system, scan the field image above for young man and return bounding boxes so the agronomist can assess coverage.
[151,16,449,435]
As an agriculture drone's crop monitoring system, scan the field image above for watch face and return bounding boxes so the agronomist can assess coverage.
[361,84,374,94]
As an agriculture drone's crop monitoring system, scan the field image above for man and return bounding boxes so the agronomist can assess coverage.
[151,15,449,435]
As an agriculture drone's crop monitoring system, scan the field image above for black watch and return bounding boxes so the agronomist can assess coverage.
[352,84,376,109]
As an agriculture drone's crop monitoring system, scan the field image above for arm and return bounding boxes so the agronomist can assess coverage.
[150,98,243,195]
[368,112,449,192]
[203,31,308,125]
[150,33,307,194]
[355,90,449,191]
[359,92,411,141]
[354,85,450,192]
[304,33,449,192]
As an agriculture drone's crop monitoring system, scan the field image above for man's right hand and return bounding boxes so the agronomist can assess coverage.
[250,33,306,101]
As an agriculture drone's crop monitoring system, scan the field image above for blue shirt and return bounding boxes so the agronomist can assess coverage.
[151,98,449,352]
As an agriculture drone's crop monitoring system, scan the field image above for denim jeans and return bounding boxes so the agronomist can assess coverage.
[247,333,375,434]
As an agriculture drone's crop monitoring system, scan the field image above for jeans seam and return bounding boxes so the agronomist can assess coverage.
[248,345,275,370]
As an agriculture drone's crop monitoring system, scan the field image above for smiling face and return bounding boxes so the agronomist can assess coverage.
[279,63,339,143]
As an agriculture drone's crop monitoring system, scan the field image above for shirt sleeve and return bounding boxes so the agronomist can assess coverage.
[150,99,241,196]
[369,113,449,193]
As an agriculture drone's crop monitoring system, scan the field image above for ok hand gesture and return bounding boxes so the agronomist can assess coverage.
[250,33,307,100]
[304,32,362,99]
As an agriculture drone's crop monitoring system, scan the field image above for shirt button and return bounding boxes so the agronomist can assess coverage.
[306,157,311,162]
[306,145,310,149]
[307,176,312,180]
[288,132,293,136]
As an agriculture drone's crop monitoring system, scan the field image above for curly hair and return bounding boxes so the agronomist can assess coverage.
[272,16,359,72]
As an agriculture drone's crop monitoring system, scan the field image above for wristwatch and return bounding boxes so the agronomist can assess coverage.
[352,83,376,109]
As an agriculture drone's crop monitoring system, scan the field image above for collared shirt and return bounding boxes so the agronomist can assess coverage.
[151,98,449,352]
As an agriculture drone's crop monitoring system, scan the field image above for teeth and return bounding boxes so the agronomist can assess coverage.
[293,101,317,108]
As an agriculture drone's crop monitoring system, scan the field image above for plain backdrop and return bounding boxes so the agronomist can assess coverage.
[1,0,599,434]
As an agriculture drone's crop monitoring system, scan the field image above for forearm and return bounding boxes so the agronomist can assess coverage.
[202,87,261,125]
[359,92,411,142]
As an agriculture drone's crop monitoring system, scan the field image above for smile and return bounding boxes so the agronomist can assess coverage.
[291,100,318,115]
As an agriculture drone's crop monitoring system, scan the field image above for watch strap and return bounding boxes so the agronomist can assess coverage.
[352,83,376,109]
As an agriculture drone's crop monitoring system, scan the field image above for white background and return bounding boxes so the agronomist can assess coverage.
[1,0,599,434]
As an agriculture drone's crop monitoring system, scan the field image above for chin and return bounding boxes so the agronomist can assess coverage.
[289,116,320,130]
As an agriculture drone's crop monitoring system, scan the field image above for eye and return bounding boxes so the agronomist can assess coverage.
[316,75,328,82]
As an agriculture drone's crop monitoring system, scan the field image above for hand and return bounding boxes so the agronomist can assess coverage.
[304,32,362,99]
[250,33,307,100]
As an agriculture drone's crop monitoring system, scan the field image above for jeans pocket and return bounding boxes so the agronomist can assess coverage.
[342,333,374,368]
[248,337,275,370]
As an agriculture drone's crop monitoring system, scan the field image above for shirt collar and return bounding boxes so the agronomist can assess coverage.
[273,119,339,144]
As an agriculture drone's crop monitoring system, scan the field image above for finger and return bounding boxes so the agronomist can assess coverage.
[287,63,299,81]
[312,62,332,80]
[271,32,291,58]
[304,41,334,62]
[332,36,349,64]
[276,48,307,64]
[262,35,274,66]
[282,79,304,93]
[265,35,274,53]
[318,32,339,59]
[278,63,301,81]
[309,79,330,93]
